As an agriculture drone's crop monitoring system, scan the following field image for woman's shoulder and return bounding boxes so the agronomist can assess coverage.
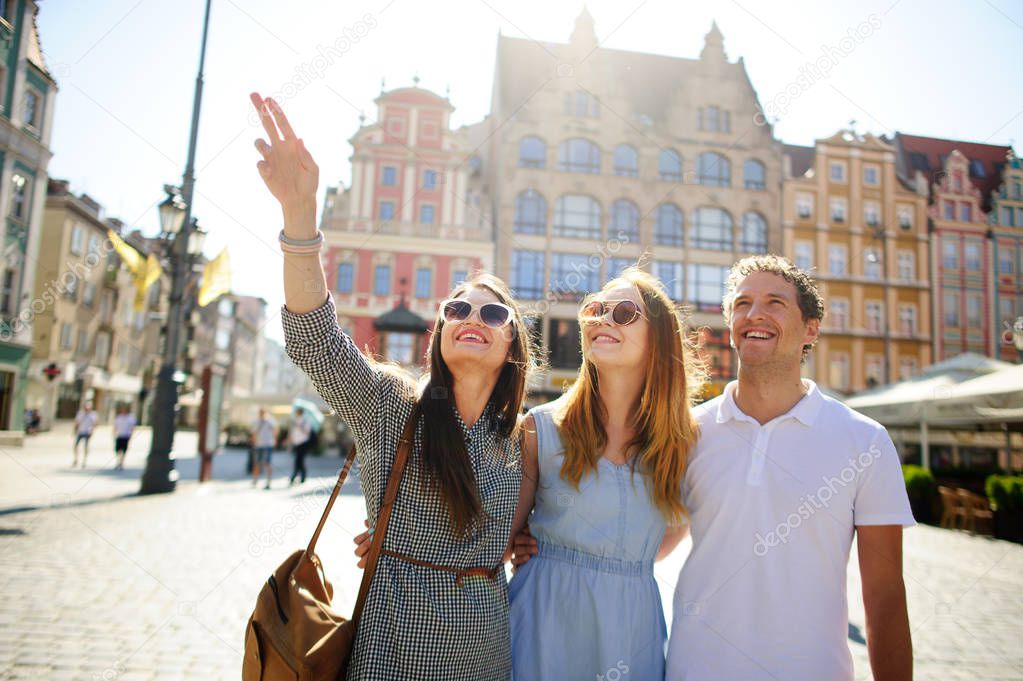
[526,395,568,421]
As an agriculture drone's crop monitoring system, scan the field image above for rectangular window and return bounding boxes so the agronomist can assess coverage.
[70,225,85,256]
[865,355,884,386]
[1000,298,1015,332]
[0,269,15,315]
[897,205,913,230]
[829,162,846,182]
[796,194,812,219]
[551,253,600,301]
[379,201,395,221]
[865,300,883,334]
[451,269,468,290]
[94,331,111,365]
[382,166,397,186]
[794,240,813,271]
[60,323,73,350]
[863,166,879,185]
[829,299,849,331]
[863,202,880,227]
[420,205,435,224]
[942,238,959,270]
[423,169,437,190]
[548,318,582,369]
[654,261,683,301]
[899,357,917,381]
[960,202,972,223]
[999,248,1015,275]
[686,265,728,310]
[83,281,96,306]
[944,201,955,220]
[9,173,27,221]
[828,244,847,276]
[864,248,882,280]
[606,257,632,283]
[964,241,982,271]
[830,198,846,223]
[966,294,982,327]
[23,89,40,129]
[335,262,354,293]
[1001,206,1014,226]
[944,292,959,326]
[415,268,432,299]
[511,250,545,300]
[829,353,850,390]
[897,250,915,281]
[899,304,917,336]
[76,330,89,356]
[373,265,391,296]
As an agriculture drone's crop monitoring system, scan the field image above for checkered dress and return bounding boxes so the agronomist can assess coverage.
[282,295,521,681]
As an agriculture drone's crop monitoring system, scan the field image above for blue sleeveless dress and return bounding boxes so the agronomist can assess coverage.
[508,399,668,681]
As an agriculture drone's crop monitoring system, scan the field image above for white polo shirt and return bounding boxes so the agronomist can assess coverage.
[666,380,915,681]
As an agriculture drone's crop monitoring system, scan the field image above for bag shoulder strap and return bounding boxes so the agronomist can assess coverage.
[351,410,417,624]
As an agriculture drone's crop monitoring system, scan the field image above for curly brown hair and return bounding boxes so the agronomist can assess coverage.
[721,254,825,362]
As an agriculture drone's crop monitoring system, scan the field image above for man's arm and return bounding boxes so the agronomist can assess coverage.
[857,524,912,681]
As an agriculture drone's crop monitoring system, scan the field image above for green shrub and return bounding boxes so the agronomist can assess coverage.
[986,476,1023,512]
[903,465,937,523]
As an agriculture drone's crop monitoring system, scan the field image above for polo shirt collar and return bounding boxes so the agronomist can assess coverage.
[716,379,824,427]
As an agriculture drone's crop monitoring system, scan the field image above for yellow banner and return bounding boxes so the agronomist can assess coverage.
[198,248,231,307]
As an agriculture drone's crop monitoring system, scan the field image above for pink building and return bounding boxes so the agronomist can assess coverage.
[320,84,492,367]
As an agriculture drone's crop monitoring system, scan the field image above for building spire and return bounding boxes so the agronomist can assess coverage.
[570,6,598,55]
[701,20,727,62]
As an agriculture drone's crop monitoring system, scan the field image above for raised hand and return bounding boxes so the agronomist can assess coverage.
[249,92,319,211]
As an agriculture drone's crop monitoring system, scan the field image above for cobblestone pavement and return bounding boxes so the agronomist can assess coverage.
[2,424,1021,680]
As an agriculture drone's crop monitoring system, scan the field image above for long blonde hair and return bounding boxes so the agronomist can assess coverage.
[555,267,706,526]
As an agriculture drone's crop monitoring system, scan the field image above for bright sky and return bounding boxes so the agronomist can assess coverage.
[39,0,1023,342]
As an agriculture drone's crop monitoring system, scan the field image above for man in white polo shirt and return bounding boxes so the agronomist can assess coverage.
[665,254,914,680]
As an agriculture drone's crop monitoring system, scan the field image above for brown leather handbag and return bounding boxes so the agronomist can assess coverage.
[242,416,415,681]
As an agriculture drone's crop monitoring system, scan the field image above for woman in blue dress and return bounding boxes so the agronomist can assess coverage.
[507,267,705,681]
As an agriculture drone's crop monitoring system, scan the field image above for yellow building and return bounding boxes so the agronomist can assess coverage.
[28,180,163,428]
[483,13,783,398]
[783,130,931,394]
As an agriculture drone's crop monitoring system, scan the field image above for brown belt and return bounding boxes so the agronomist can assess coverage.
[381,549,503,587]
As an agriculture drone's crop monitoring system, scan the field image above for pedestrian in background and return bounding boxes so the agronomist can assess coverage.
[288,407,311,486]
[251,407,277,489]
[72,401,98,469]
[113,404,137,471]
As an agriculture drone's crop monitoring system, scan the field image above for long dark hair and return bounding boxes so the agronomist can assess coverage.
[412,272,534,536]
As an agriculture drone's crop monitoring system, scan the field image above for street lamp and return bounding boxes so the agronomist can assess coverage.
[140,0,213,494]
[866,222,893,385]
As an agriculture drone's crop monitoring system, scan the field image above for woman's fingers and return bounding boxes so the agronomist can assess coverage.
[256,160,271,180]
[254,138,271,159]
[266,97,297,140]
[250,92,280,143]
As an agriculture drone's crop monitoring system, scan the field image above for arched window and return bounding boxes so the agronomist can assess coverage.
[697,153,730,187]
[613,144,638,177]
[554,194,602,239]
[558,138,601,174]
[609,199,640,243]
[691,207,733,251]
[740,212,768,253]
[518,136,546,168]
[659,149,683,182]
[744,159,766,190]
[514,189,547,235]
[654,203,684,247]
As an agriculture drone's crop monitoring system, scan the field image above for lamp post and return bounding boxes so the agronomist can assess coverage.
[866,222,893,384]
[140,0,213,494]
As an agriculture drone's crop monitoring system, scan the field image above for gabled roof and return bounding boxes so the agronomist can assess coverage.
[894,132,1012,211]
[373,303,428,333]
[783,143,814,178]
[493,32,752,127]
